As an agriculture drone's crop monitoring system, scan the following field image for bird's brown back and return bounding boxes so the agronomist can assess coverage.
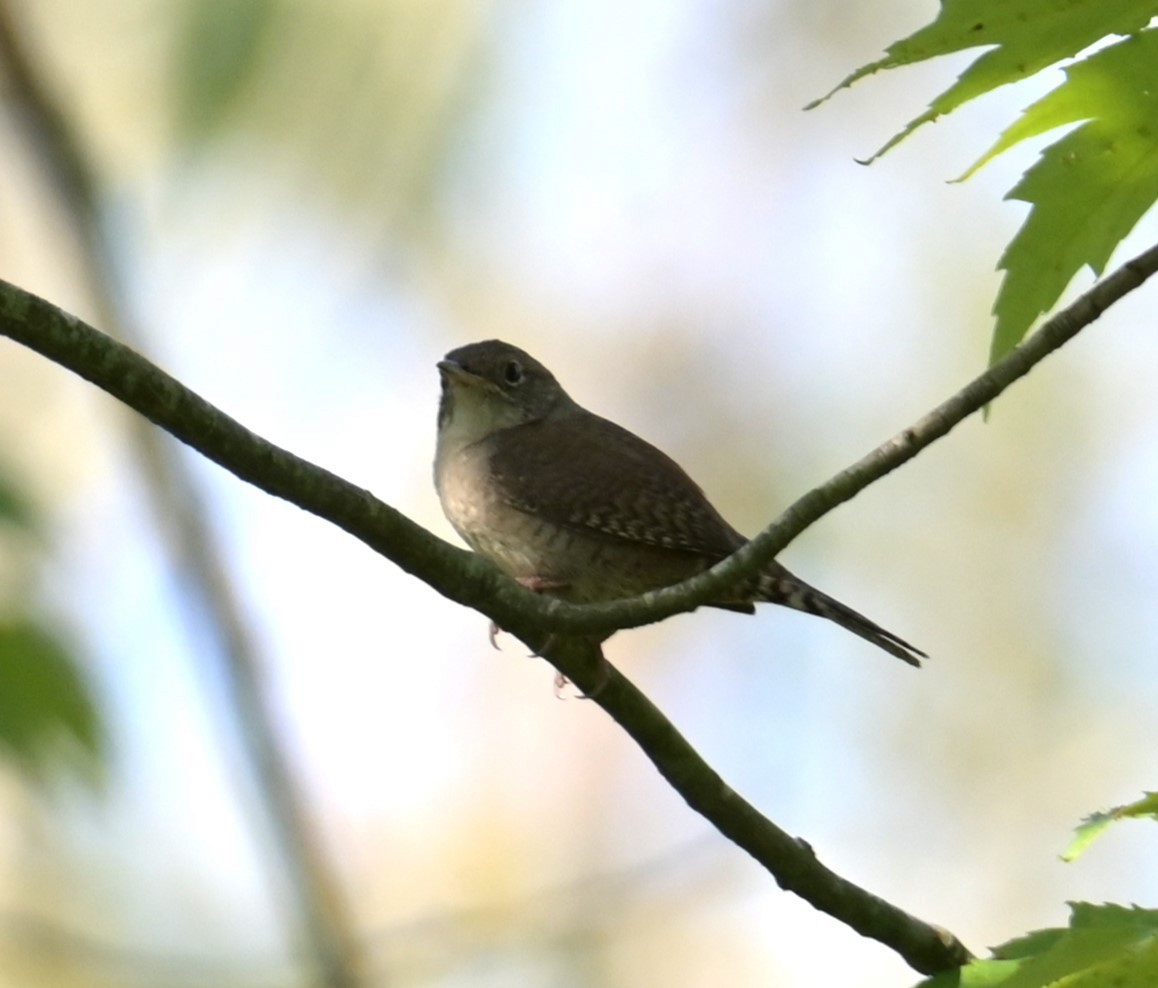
[487,408,748,562]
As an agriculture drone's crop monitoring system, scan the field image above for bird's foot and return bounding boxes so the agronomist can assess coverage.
[553,668,575,698]
[516,575,568,594]
[488,575,569,651]
[552,643,611,700]
[516,575,568,656]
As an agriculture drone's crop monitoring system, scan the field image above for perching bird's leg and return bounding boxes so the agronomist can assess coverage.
[553,640,611,700]
[489,575,570,651]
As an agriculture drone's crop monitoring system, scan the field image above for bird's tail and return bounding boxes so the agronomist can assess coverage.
[754,566,926,667]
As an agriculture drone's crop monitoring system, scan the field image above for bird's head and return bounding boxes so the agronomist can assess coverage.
[436,340,572,449]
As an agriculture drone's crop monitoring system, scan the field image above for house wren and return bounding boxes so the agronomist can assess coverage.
[434,340,924,666]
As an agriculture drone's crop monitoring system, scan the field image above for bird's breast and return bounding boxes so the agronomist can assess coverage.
[435,440,549,577]
[435,441,719,602]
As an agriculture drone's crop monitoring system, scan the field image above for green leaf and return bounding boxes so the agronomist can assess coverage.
[173,0,280,137]
[993,926,1068,960]
[808,0,1157,162]
[1063,792,1158,861]
[0,460,39,534]
[1068,902,1158,930]
[976,30,1158,360]
[998,926,1150,986]
[920,904,1158,988]
[1064,935,1158,988]
[919,958,1025,986]
[809,3,1158,364]
[0,620,105,783]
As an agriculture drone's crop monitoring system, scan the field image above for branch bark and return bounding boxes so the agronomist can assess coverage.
[3,243,1157,974]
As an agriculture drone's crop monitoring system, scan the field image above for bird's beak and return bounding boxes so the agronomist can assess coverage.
[437,359,469,380]
[438,359,492,392]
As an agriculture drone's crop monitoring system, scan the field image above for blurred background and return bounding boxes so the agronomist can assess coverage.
[0,0,1156,985]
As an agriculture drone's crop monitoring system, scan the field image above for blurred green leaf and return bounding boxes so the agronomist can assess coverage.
[919,904,1158,988]
[165,1,488,242]
[0,620,104,783]
[920,958,1024,986]
[1068,902,1158,930]
[0,459,39,534]
[173,0,279,136]
[993,925,1068,960]
[1063,792,1158,861]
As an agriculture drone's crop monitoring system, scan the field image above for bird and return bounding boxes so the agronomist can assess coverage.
[433,339,925,666]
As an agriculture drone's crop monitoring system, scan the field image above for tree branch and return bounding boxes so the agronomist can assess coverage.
[6,242,1158,646]
[0,275,972,973]
[550,638,972,974]
[4,243,1156,974]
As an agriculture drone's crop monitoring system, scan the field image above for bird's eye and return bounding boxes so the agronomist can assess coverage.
[503,360,524,386]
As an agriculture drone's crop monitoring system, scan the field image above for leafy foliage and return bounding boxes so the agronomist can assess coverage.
[811,1,1158,361]
[172,0,279,136]
[0,459,38,534]
[0,620,104,782]
[0,461,104,783]
[968,31,1158,361]
[919,903,1158,987]
[809,0,1157,158]
[166,0,485,237]
[1063,792,1158,861]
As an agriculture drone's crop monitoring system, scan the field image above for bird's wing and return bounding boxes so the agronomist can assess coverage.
[486,411,745,558]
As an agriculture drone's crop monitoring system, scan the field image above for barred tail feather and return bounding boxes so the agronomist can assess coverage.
[755,571,926,667]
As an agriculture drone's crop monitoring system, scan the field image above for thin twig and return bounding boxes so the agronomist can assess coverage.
[0,8,366,986]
